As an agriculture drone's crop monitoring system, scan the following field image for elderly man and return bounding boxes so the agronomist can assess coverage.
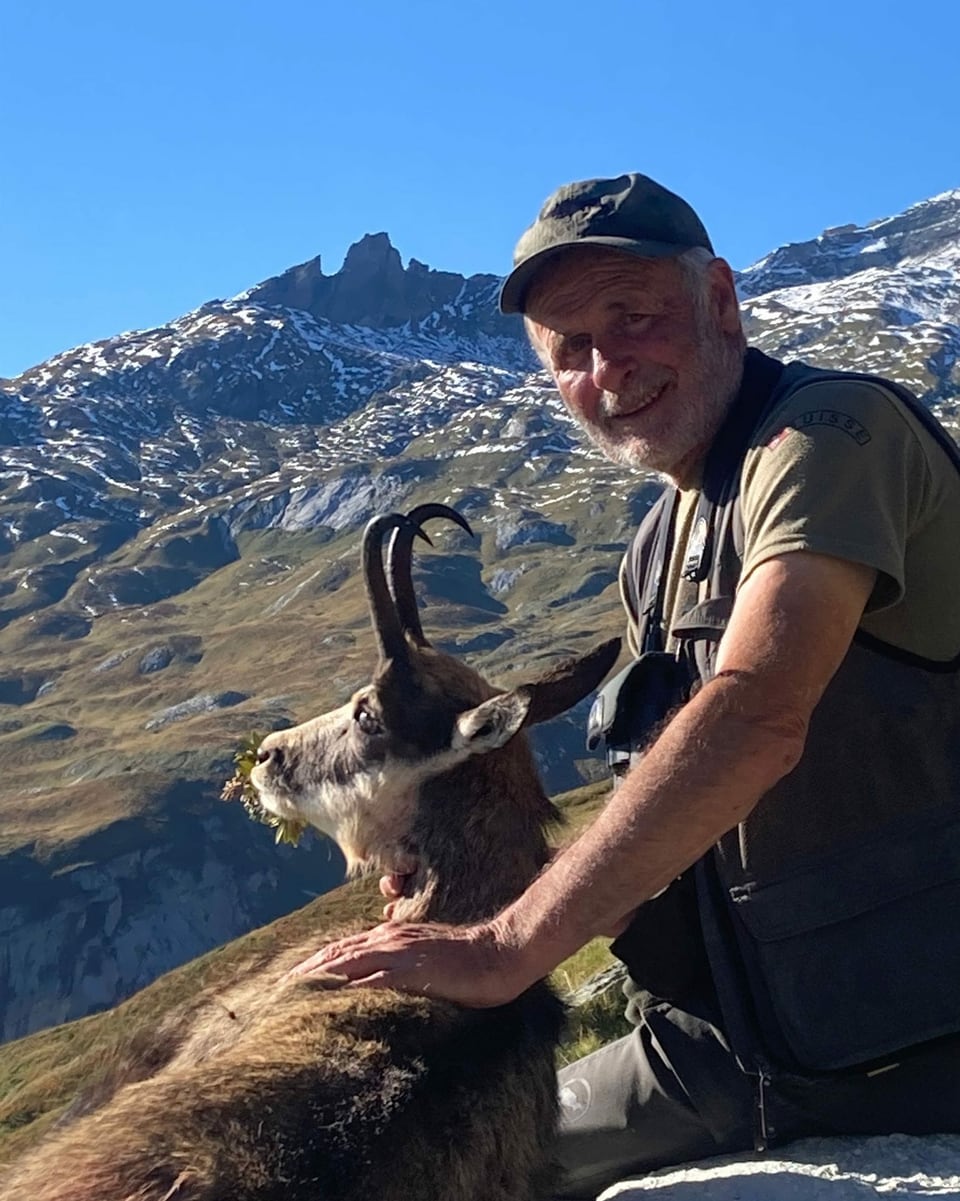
[295,174,960,1197]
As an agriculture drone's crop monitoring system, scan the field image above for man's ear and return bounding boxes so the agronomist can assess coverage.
[451,692,532,756]
[707,257,742,337]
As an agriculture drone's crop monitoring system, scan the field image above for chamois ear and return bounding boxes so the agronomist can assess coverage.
[452,692,532,756]
[518,637,622,728]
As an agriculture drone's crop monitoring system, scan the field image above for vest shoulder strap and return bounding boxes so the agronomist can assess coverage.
[623,489,678,654]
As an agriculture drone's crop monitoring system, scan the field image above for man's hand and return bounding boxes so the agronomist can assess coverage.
[379,871,412,919]
[285,919,539,1008]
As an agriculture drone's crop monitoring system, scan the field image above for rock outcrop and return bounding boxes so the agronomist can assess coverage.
[0,778,344,1043]
[600,1133,960,1199]
[244,232,522,340]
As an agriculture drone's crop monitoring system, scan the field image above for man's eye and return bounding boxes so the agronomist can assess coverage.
[624,313,651,327]
[355,705,383,736]
[558,336,591,363]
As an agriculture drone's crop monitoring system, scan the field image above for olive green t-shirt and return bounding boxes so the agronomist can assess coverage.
[740,378,960,661]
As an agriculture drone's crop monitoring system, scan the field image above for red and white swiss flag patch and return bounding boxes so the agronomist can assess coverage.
[766,426,795,451]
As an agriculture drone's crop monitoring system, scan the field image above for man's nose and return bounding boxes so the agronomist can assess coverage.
[590,343,634,393]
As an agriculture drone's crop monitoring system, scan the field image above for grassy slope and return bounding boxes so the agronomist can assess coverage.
[0,780,630,1167]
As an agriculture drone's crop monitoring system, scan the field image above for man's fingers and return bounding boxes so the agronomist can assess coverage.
[298,950,397,984]
[379,873,406,899]
[341,969,396,991]
[285,950,332,978]
[285,923,405,980]
[285,936,368,978]
[300,969,351,990]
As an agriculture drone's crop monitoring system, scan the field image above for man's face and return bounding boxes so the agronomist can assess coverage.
[524,250,744,484]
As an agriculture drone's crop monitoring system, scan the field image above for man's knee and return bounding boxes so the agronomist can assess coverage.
[554,1017,751,1197]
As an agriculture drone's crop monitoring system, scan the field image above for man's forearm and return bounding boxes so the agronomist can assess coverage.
[491,670,806,981]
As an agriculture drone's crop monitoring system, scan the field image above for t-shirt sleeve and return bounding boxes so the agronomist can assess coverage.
[740,378,932,612]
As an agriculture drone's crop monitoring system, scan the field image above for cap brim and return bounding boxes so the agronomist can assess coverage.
[498,236,692,314]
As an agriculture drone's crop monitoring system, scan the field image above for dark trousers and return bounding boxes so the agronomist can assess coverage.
[554,1002,960,1200]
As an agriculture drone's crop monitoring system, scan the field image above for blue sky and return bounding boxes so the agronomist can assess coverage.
[2,0,958,378]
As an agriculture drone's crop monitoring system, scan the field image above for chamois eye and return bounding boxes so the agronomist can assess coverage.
[355,704,383,737]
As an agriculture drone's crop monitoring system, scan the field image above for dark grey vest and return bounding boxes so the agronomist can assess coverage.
[618,350,960,1075]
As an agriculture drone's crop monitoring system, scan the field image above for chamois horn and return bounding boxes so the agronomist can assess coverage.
[387,504,474,648]
[361,513,423,664]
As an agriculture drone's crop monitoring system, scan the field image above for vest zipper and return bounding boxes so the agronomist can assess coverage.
[753,1061,773,1153]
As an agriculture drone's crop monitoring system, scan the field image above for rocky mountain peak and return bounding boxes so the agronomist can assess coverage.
[242,232,514,335]
[339,230,403,276]
[738,188,960,300]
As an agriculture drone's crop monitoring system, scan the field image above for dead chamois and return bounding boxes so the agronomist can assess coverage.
[2,503,619,1201]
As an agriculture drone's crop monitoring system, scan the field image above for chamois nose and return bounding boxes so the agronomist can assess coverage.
[257,744,281,768]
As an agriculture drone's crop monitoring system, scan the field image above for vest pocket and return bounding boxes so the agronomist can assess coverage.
[725,816,960,1071]
[671,595,732,684]
[670,595,733,642]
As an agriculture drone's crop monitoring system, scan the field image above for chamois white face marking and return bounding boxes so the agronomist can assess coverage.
[250,687,526,874]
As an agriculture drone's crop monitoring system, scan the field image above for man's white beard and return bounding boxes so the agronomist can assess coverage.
[583,329,743,480]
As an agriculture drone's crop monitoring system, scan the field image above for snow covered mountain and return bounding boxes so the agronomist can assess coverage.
[0,188,957,1042]
[738,189,960,411]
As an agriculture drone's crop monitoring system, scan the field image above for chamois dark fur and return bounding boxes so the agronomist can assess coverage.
[1,505,619,1201]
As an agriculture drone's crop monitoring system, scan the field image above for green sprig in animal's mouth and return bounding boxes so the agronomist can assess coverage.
[220,732,308,848]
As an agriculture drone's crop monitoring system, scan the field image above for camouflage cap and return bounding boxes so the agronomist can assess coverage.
[499,173,714,314]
